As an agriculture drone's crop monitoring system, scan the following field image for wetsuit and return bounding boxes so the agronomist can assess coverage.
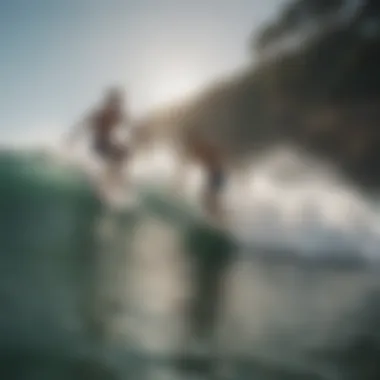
[91,108,127,162]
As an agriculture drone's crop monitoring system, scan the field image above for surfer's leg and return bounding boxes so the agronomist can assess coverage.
[172,149,189,194]
[107,145,128,188]
[96,141,128,191]
[203,165,226,220]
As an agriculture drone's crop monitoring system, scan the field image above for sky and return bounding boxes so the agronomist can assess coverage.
[0,0,282,145]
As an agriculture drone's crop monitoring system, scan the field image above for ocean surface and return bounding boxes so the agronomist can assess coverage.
[1,148,380,380]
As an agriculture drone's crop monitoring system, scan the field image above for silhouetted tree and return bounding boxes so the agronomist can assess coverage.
[253,0,380,102]
[255,0,352,53]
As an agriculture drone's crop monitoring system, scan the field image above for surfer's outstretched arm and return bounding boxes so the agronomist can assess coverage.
[64,113,93,148]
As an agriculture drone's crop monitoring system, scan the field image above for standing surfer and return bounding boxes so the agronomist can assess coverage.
[66,87,131,195]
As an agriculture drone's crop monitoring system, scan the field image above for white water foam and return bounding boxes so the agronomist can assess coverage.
[129,145,380,263]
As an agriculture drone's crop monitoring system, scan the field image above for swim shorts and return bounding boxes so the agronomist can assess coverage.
[93,139,127,162]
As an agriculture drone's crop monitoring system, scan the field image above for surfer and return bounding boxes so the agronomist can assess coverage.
[66,87,130,193]
[133,117,227,222]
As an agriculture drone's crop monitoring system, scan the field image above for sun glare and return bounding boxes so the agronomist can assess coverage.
[147,65,205,107]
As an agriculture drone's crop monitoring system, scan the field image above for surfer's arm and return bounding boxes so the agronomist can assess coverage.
[65,112,94,147]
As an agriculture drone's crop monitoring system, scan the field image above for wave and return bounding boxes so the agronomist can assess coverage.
[1,147,380,379]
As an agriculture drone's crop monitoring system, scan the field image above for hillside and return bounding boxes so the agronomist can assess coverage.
[141,0,380,193]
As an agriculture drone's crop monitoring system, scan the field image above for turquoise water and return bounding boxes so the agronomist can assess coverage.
[0,150,103,378]
[1,149,380,379]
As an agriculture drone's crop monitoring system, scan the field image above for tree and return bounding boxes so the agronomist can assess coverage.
[254,0,353,54]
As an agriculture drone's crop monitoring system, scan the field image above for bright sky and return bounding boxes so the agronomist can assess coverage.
[0,0,282,145]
